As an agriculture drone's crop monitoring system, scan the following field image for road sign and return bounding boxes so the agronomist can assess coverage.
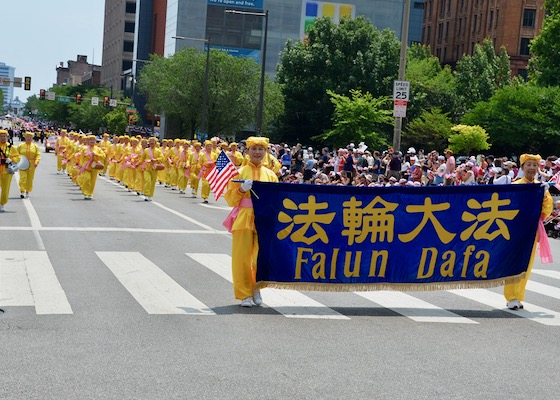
[46,91,56,101]
[91,97,99,106]
[57,96,71,103]
[393,80,410,118]
[109,99,117,107]
[13,77,22,88]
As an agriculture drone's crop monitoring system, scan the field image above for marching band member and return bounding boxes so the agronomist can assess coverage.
[198,140,218,204]
[140,137,164,201]
[0,129,21,212]
[17,131,41,198]
[224,136,278,307]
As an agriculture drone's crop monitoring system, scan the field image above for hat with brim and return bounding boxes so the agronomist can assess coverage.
[520,154,542,166]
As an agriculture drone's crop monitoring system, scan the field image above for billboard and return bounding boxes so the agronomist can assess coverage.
[301,1,356,41]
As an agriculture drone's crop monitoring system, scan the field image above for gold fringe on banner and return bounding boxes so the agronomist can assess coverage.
[255,273,526,293]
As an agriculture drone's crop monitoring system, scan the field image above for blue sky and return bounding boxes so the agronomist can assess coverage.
[3,0,104,102]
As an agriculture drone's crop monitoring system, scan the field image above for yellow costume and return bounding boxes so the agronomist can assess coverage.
[224,136,278,303]
[0,130,21,210]
[140,139,164,201]
[189,143,202,197]
[76,136,106,199]
[55,131,70,173]
[17,133,42,197]
[198,141,218,202]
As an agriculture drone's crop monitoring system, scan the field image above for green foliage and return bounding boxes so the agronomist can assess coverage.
[455,39,511,111]
[462,83,560,155]
[314,89,393,149]
[448,124,491,155]
[403,108,453,152]
[104,104,130,135]
[276,16,400,144]
[529,0,560,86]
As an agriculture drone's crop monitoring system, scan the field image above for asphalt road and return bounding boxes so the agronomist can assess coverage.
[1,140,560,400]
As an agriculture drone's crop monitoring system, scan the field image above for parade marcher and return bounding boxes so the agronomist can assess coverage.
[504,154,553,310]
[177,140,190,194]
[98,133,112,176]
[76,135,106,200]
[17,131,41,198]
[189,142,202,197]
[140,136,164,201]
[0,129,21,212]
[55,129,70,174]
[223,136,279,307]
[228,142,244,167]
[198,140,218,204]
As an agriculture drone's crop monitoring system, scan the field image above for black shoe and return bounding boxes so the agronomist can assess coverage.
[20,194,24,199]
[203,200,209,204]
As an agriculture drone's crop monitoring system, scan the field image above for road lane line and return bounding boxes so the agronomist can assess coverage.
[355,291,478,324]
[0,251,72,314]
[0,227,229,234]
[526,281,560,300]
[97,251,215,315]
[532,269,560,281]
[14,174,45,250]
[186,253,349,320]
[0,252,34,306]
[448,288,560,326]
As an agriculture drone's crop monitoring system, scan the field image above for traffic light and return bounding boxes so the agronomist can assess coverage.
[76,94,82,104]
[39,89,46,100]
[24,76,31,91]
[104,97,109,107]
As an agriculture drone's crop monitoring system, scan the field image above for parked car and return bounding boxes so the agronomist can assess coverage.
[45,135,58,153]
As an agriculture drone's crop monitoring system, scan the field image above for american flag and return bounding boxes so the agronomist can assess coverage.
[205,150,239,200]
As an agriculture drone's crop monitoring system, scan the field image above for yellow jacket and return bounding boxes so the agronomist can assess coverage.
[0,142,20,175]
[17,142,42,165]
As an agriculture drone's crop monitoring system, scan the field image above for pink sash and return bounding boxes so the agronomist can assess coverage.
[79,147,94,174]
[222,197,253,233]
[538,217,553,264]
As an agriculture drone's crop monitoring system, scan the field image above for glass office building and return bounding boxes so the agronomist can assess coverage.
[0,62,15,113]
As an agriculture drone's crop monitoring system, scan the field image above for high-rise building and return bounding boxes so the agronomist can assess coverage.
[422,0,546,78]
[0,62,16,112]
[101,0,138,94]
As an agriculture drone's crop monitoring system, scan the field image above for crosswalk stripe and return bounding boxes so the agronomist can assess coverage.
[97,252,215,315]
[526,281,560,300]
[355,291,478,324]
[0,251,72,314]
[186,253,349,319]
[448,289,560,326]
[532,269,560,281]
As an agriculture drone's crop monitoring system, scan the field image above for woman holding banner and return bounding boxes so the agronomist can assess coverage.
[224,136,278,308]
[504,153,553,310]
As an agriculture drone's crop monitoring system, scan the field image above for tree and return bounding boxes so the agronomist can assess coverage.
[314,89,393,149]
[529,0,560,86]
[462,83,560,155]
[455,39,511,111]
[447,124,491,155]
[68,87,112,132]
[403,108,453,152]
[276,16,400,144]
[104,104,130,135]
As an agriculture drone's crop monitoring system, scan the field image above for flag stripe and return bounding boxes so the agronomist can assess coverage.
[206,150,238,200]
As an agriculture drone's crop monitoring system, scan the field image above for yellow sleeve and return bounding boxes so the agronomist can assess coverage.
[35,144,41,164]
[542,190,553,219]
[9,145,21,163]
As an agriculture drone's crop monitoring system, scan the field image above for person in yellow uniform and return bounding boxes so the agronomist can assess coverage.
[189,142,202,197]
[134,138,149,195]
[98,133,112,176]
[55,129,70,174]
[177,140,190,194]
[76,135,106,200]
[228,142,244,167]
[140,136,164,201]
[0,129,21,212]
[504,153,553,310]
[198,140,218,204]
[242,145,281,175]
[17,131,41,198]
[224,136,278,307]
[165,139,182,190]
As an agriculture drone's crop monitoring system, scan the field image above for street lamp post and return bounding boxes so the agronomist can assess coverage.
[225,9,269,136]
[172,36,210,138]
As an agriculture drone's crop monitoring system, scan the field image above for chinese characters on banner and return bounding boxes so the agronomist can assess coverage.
[252,183,544,291]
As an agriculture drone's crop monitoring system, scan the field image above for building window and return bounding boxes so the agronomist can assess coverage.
[414,2,424,9]
[124,22,135,33]
[459,18,462,35]
[473,15,477,32]
[523,9,536,28]
[520,38,531,56]
[445,22,449,38]
[125,2,136,14]
[438,23,443,40]
[495,10,499,28]
[427,26,431,41]
[123,41,134,52]
[122,60,133,72]
[489,11,493,29]
[517,69,528,81]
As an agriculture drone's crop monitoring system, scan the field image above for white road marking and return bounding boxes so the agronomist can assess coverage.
[448,288,560,326]
[0,251,72,314]
[97,251,215,315]
[526,280,560,300]
[0,226,229,234]
[186,253,349,319]
[14,174,45,250]
[532,269,560,281]
[199,203,232,211]
[355,291,478,324]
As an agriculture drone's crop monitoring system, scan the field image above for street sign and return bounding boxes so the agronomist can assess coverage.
[393,80,410,118]
[109,99,117,107]
[57,96,71,103]
[91,97,99,106]
[46,91,56,101]
[13,77,22,88]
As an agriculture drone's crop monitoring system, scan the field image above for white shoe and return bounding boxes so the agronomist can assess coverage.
[507,299,521,310]
[253,290,263,306]
[84,196,92,200]
[25,192,29,198]
[0,205,5,212]
[240,297,253,308]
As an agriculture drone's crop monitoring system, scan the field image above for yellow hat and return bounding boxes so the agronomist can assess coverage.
[246,136,269,148]
[60,129,68,134]
[230,142,238,147]
[174,138,182,144]
[103,133,110,137]
[193,142,202,148]
[86,135,96,140]
[148,136,157,141]
[0,129,8,136]
[204,140,213,146]
[219,142,228,148]
[520,154,541,166]
[23,131,34,137]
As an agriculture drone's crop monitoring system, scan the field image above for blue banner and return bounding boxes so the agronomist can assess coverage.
[208,0,264,9]
[252,183,544,291]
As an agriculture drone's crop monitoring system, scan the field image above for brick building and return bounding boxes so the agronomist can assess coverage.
[422,0,546,78]
[55,55,102,87]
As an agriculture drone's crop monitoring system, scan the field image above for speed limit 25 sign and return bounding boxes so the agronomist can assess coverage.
[393,80,410,118]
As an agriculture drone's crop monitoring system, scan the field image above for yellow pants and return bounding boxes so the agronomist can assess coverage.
[77,170,99,197]
[158,167,166,183]
[190,172,200,196]
[231,229,258,300]
[109,161,118,178]
[143,169,158,197]
[504,240,537,302]
[201,178,210,200]
[116,162,124,182]
[178,169,188,191]
[19,165,37,193]
[135,168,144,193]
[169,167,178,187]
[57,155,66,171]
[1,173,13,205]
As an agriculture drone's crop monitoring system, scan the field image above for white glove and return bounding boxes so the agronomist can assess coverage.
[241,179,253,192]
[5,158,11,164]
[541,181,550,192]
